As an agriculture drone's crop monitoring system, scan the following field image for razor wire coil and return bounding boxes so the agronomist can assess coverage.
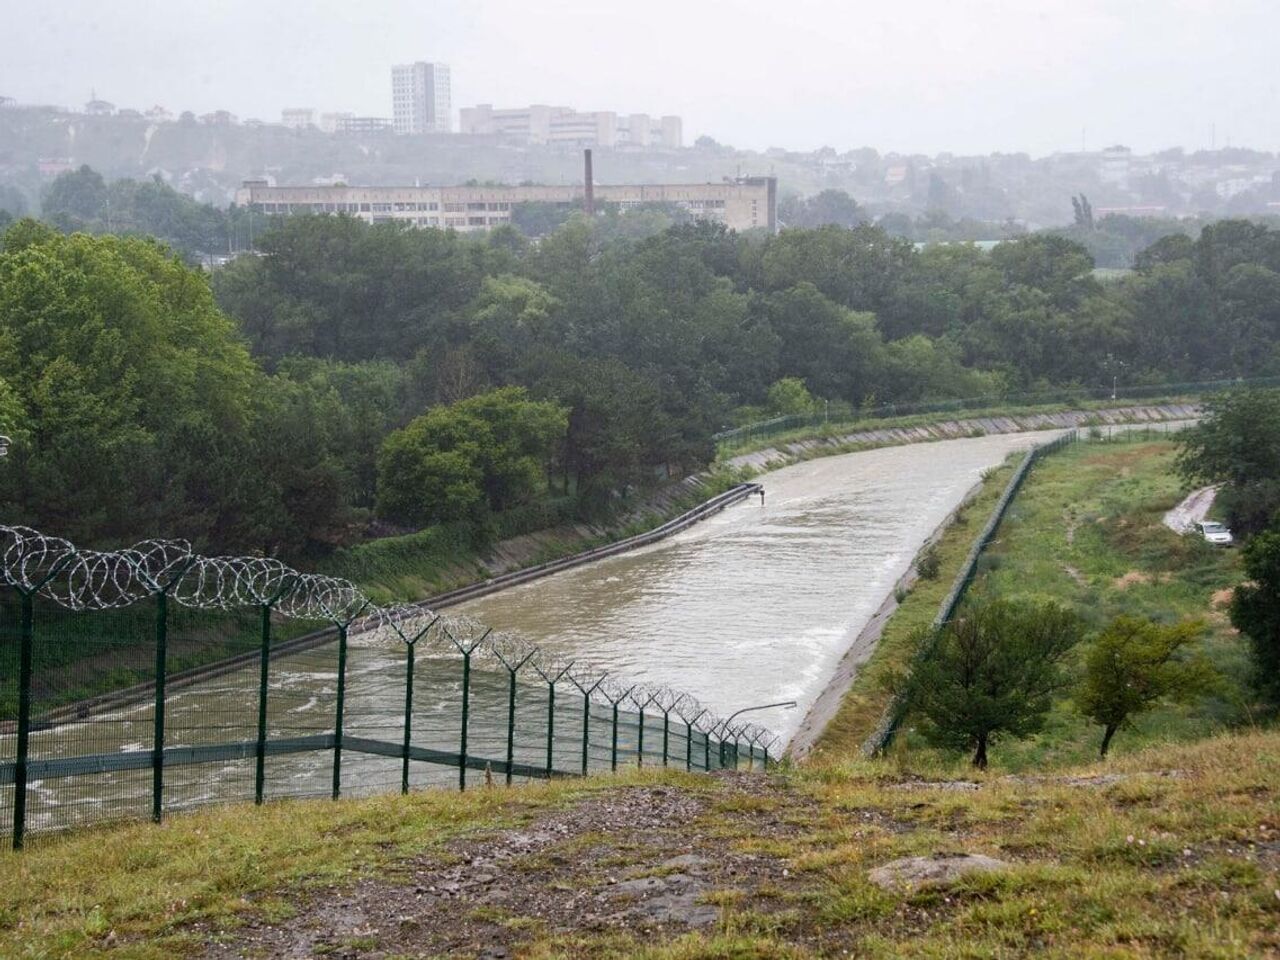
[0,523,770,743]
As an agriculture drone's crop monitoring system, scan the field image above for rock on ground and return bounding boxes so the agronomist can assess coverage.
[868,853,1010,892]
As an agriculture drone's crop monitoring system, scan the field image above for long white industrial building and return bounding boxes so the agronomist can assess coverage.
[233,177,777,233]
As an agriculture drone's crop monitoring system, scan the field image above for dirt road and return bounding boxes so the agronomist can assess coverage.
[1163,485,1219,534]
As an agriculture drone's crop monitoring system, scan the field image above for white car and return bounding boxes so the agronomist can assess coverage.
[1196,521,1234,546]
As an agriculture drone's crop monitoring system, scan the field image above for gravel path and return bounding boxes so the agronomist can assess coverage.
[1163,485,1219,534]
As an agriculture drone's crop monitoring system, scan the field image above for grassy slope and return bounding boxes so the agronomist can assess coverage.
[818,436,1248,772]
[3,437,1276,958]
[952,437,1248,769]
[808,455,1023,763]
[3,731,1278,958]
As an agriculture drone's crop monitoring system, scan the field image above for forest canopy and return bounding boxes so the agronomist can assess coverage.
[6,206,1280,561]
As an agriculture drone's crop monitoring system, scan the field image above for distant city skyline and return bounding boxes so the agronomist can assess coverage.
[3,0,1279,156]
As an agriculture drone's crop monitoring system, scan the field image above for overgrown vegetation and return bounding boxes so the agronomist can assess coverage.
[9,191,1280,568]
[897,598,1085,768]
[883,438,1248,770]
[1178,388,1280,535]
[1229,530,1280,708]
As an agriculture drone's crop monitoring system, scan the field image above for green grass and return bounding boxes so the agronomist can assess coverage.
[0,767,702,959]
[4,730,1279,958]
[809,454,1024,763]
[893,437,1249,771]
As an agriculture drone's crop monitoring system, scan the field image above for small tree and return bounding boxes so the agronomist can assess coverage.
[1230,529,1280,706]
[1078,616,1214,757]
[916,543,942,581]
[766,377,817,416]
[903,598,1083,769]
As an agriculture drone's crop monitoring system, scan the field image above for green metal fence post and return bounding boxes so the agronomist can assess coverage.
[12,592,35,850]
[440,624,489,794]
[494,646,536,786]
[402,640,415,795]
[390,614,436,797]
[704,729,711,771]
[571,674,605,777]
[662,711,670,767]
[607,686,634,773]
[683,709,706,773]
[581,693,591,775]
[151,590,168,823]
[254,601,272,805]
[611,701,620,771]
[12,547,74,848]
[504,665,518,784]
[545,680,556,778]
[332,622,349,800]
[253,575,299,806]
[458,648,471,792]
[636,704,645,767]
[534,662,573,780]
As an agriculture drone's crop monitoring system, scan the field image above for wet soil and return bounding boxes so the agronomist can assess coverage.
[197,773,817,959]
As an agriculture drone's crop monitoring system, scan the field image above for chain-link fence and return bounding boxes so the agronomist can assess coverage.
[0,527,777,848]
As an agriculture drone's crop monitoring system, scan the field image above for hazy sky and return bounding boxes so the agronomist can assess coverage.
[4,0,1278,156]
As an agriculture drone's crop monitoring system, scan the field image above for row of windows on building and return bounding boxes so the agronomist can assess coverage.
[369,215,505,227]
[253,201,516,214]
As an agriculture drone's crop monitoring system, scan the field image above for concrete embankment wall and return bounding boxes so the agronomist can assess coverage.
[726,403,1199,474]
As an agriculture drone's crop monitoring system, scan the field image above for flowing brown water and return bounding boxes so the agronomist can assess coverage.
[10,430,1064,834]
[457,431,1058,741]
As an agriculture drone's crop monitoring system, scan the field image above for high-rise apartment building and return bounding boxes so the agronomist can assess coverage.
[391,62,451,134]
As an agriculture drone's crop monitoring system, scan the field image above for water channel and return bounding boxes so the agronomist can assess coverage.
[456,430,1059,741]
[8,430,1064,835]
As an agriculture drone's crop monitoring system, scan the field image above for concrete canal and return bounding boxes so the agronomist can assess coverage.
[456,431,1059,743]
[12,430,1060,834]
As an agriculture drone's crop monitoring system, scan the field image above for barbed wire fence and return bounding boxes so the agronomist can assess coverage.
[0,525,777,849]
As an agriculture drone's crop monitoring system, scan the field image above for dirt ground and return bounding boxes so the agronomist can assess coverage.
[196,773,819,959]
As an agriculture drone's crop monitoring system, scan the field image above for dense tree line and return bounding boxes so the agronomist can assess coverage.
[9,203,1280,563]
[38,165,247,260]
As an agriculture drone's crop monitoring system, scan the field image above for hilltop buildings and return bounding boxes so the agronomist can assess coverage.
[281,108,315,130]
[234,176,775,233]
[460,104,682,149]
[391,62,452,134]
